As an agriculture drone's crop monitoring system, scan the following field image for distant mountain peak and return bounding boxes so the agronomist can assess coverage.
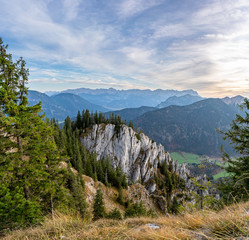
[28,90,109,121]
[157,94,203,108]
[222,95,246,105]
[57,87,201,110]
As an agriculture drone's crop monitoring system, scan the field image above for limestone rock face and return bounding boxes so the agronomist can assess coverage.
[81,124,190,192]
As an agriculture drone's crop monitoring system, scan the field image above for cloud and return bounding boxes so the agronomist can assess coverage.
[120,47,155,65]
[62,0,81,21]
[152,23,193,39]
[118,0,161,18]
[1,0,249,97]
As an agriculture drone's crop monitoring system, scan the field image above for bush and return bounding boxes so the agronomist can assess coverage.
[147,208,157,218]
[0,184,41,232]
[124,202,147,218]
[135,133,141,141]
[107,208,122,220]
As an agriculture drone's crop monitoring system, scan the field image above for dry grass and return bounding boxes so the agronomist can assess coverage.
[3,201,249,240]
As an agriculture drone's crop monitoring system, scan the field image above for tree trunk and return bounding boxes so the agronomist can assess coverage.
[17,135,22,150]
[24,186,30,200]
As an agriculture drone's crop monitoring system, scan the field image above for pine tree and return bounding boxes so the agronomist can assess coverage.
[99,112,104,123]
[76,110,82,130]
[220,98,249,201]
[165,168,173,194]
[128,121,134,129]
[81,110,86,129]
[67,167,88,218]
[93,187,105,220]
[94,111,99,125]
[96,160,105,183]
[85,156,94,179]
[121,174,128,189]
[117,187,124,205]
[85,109,90,128]
[0,38,67,229]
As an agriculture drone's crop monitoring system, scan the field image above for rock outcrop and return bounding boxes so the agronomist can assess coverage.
[81,124,191,193]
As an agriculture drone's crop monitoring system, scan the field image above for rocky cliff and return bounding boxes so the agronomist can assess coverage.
[81,124,191,193]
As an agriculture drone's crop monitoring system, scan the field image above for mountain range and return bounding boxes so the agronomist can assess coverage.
[46,87,200,110]
[29,87,246,156]
[29,88,201,120]
[28,90,107,121]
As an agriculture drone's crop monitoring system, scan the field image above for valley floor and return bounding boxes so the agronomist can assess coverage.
[3,201,249,240]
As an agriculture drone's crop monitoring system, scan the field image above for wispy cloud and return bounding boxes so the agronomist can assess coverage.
[0,0,249,97]
[151,23,193,39]
[118,0,162,18]
[62,0,81,21]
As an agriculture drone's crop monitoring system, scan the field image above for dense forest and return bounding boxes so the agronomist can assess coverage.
[53,110,128,189]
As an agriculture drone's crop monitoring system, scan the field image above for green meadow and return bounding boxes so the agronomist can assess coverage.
[170,152,230,180]
[170,152,203,164]
[213,171,230,180]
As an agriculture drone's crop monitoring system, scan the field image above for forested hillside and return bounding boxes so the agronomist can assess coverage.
[133,98,243,155]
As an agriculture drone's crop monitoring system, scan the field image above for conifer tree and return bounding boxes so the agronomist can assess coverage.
[85,109,90,128]
[99,112,104,123]
[81,110,86,128]
[76,110,82,130]
[93,187,105,220]
[94,111,99,124]
[96,160,105,183]
[128,121,134,129]
[117,187,124,205]
[165,167,173,194]
[220,98,249,201]
[85,156,94,179]
[67,167,88,218]
[0,38,67,229]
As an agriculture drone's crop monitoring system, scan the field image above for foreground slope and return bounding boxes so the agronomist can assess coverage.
[4,201,249,240]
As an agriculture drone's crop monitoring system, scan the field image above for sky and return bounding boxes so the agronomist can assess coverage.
[0,0,249,98]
